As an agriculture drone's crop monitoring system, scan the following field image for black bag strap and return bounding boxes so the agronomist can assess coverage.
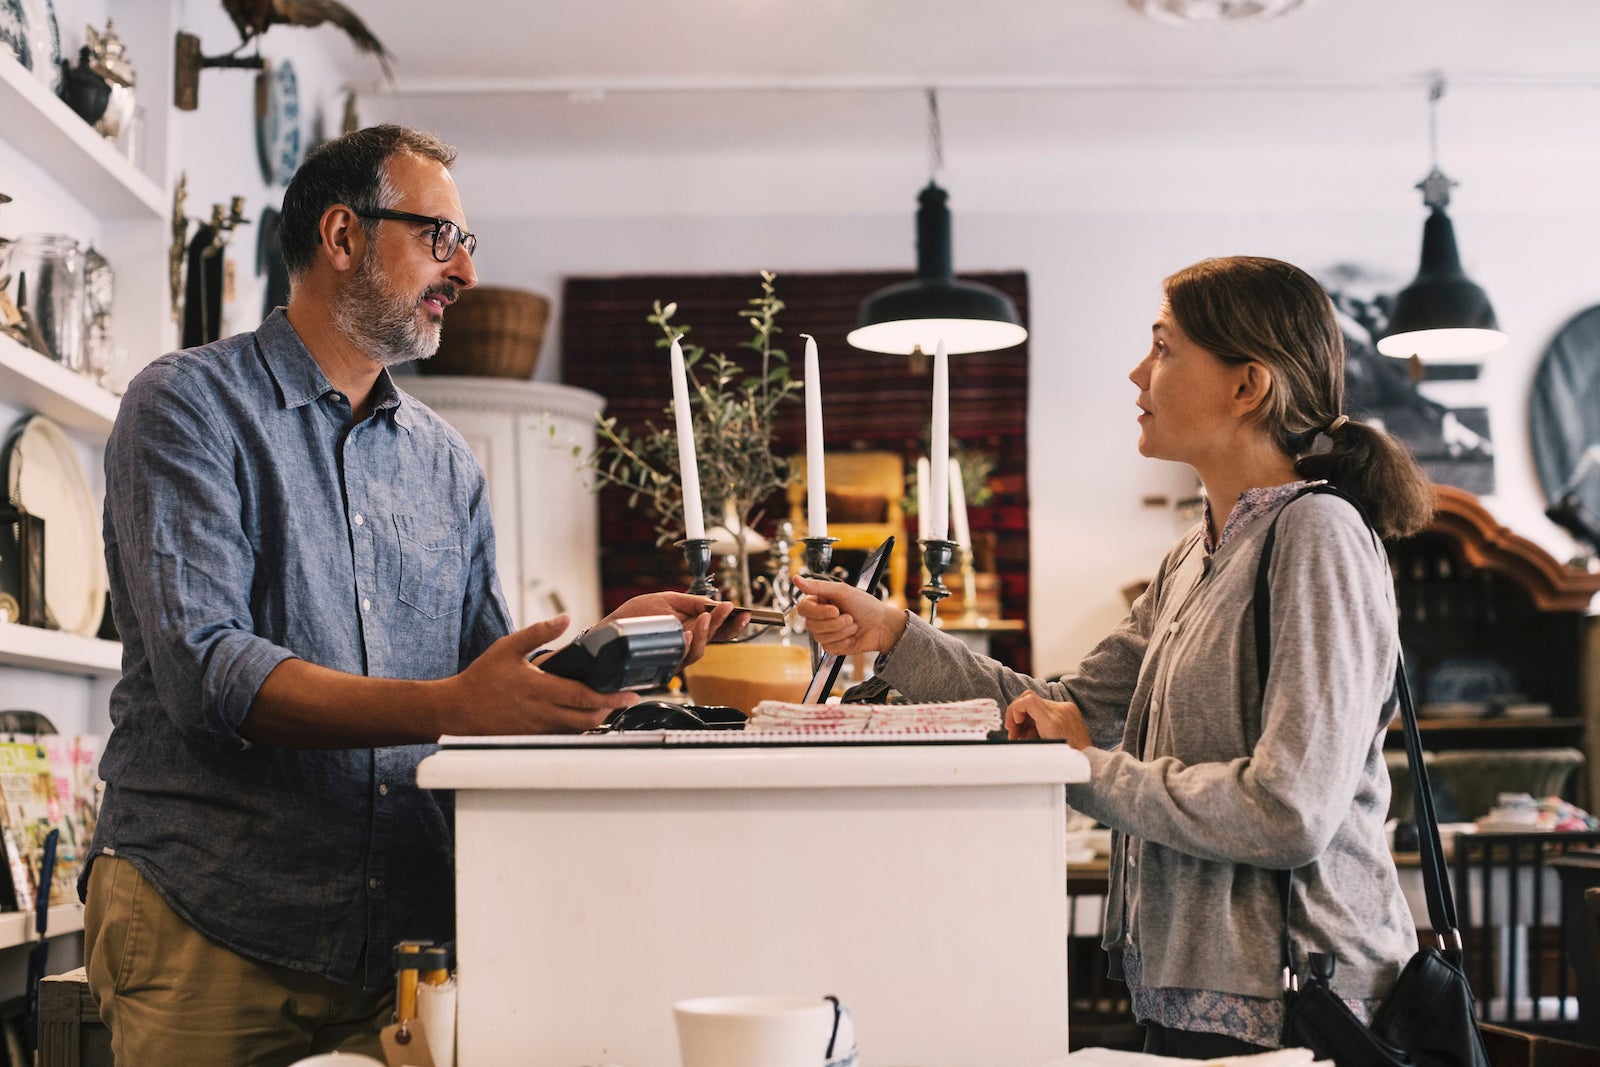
[1254,483,1462,986]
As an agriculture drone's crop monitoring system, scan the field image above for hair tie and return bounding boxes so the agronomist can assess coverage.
[1326,415,1349,436]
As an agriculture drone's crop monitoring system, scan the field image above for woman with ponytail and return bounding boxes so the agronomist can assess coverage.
[795,256,1431,1058]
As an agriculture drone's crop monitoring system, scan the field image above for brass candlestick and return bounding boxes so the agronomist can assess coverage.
[957,545,980,625]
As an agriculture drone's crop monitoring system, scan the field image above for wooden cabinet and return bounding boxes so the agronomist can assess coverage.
[401,376,605,638]
[1388,485,1600,804]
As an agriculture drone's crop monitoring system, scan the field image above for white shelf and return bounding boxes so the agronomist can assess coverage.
[0,904,84,949]
[0,623,120,677]
[0,53,164,219]
[0,334,119,439]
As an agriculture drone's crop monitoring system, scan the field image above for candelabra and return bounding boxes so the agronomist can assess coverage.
[919,537,957,622]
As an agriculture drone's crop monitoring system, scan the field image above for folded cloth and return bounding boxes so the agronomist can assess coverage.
[747,698,1002,735]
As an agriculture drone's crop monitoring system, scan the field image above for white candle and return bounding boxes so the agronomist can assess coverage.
[929,339,950,541]
[669,337,706,541]
[916,457,930,541]
[949,455,971,549]
[803,334,827,539]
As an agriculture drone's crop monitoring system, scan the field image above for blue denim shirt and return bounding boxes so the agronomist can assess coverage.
[88,309,512,988]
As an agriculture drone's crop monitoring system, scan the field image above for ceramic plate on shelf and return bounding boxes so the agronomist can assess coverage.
[1423,656,1516,705]
[3,414,106,637]
[15,0,58,92]
[0,0,30,71]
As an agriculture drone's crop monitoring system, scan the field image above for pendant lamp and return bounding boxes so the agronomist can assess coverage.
[847,90,1028,356]
[1376,78,1507,363]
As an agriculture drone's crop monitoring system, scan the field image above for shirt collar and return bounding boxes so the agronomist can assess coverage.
[257,308,413,430]
[1203,479,1324,553]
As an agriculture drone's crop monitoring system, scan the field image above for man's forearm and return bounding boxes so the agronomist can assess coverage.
[241,658,458,747]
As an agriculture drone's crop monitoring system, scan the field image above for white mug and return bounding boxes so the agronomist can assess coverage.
[674,994,857,1067]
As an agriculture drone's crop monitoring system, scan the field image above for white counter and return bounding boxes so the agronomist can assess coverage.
[418,738,1091,1067]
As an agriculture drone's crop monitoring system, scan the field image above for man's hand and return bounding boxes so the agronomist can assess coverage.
[791,575,907,656]
[448,616,638,735]
[1005,691,1091,749]
[598,592,740,667]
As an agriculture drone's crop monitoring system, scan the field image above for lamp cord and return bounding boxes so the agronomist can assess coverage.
[926,87,944,182]
[1427,75,1445,171]
[1417,74,1455,210]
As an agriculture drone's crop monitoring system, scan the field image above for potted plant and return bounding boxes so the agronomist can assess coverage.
[586,272,801,608]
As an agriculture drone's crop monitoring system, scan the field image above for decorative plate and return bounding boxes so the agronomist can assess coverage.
[1530,304,1600,520]
[0,0,30,72]
[16,0,58,93]
[3,414,106,636]
[255,59,303,187]
[1423,656,1516,705]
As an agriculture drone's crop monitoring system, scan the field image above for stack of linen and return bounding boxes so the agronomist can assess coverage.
[746,698,1002,738]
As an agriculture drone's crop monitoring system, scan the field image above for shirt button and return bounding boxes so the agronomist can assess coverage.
[363,598,372,612]
[353,513,365,526]
[378,783,389,796]
[369,877,380,890]
[1168,621,1180,634]
[331,393,343,402]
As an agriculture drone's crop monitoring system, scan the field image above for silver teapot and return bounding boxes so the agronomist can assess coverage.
[86,20,136,141]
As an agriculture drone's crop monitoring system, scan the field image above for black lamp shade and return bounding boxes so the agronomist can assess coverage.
[847,182,1028,355]
[1376,206,1507,360]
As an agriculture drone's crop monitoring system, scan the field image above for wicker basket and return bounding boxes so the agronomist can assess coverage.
[422,286,550,378]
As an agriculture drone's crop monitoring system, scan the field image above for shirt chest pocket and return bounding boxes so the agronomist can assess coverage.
[393,514,466,619]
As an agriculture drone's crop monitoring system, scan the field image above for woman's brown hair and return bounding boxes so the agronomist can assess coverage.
[1164,256,1434,539]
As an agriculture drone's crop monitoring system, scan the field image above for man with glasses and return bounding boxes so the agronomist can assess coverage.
[80,124,738,1064]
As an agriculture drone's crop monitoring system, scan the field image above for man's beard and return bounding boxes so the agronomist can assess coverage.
[331,248,450,367]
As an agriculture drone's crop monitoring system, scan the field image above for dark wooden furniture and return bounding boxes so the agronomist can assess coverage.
[1388,486,1600,807]
[1450,832,1600,1041]
[1479,1021,1599,1067]
[1064,858,1141,1051]
[1549,851,1600,1046]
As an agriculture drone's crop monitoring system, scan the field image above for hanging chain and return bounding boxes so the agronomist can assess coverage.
[1417,75,1455,210]
[1427,75,1445,171]
[926,87,945,183]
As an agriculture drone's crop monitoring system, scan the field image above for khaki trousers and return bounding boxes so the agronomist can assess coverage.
[83,854,393,1067]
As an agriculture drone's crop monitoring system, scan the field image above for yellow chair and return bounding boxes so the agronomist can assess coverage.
[788,452,907,608]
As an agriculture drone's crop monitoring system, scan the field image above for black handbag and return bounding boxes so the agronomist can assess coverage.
[1255,485,1489,1067]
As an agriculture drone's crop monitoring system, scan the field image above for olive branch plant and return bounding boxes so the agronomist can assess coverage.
[585,271,802,605]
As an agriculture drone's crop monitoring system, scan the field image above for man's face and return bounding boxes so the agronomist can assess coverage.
[334,152,477,367]
[333,241,445,367]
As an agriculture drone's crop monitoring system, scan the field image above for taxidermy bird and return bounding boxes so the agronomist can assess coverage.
[221,0,394,79]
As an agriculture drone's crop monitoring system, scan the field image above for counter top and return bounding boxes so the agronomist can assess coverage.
[418,737,1089,791]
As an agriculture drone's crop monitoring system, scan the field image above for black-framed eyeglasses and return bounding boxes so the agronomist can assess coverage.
[353,208,477,262]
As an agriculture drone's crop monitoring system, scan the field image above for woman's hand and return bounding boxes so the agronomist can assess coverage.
[1006,691,1091,749]
[792,574,908,656]
[598,592,740,667]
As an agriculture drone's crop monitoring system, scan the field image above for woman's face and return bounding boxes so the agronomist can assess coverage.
[1128,299,1252,467]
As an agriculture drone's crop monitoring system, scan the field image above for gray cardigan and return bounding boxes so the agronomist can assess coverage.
[878,491,1415,1000]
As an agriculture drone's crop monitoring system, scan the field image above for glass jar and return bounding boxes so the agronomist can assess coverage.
[6,233,86,371]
